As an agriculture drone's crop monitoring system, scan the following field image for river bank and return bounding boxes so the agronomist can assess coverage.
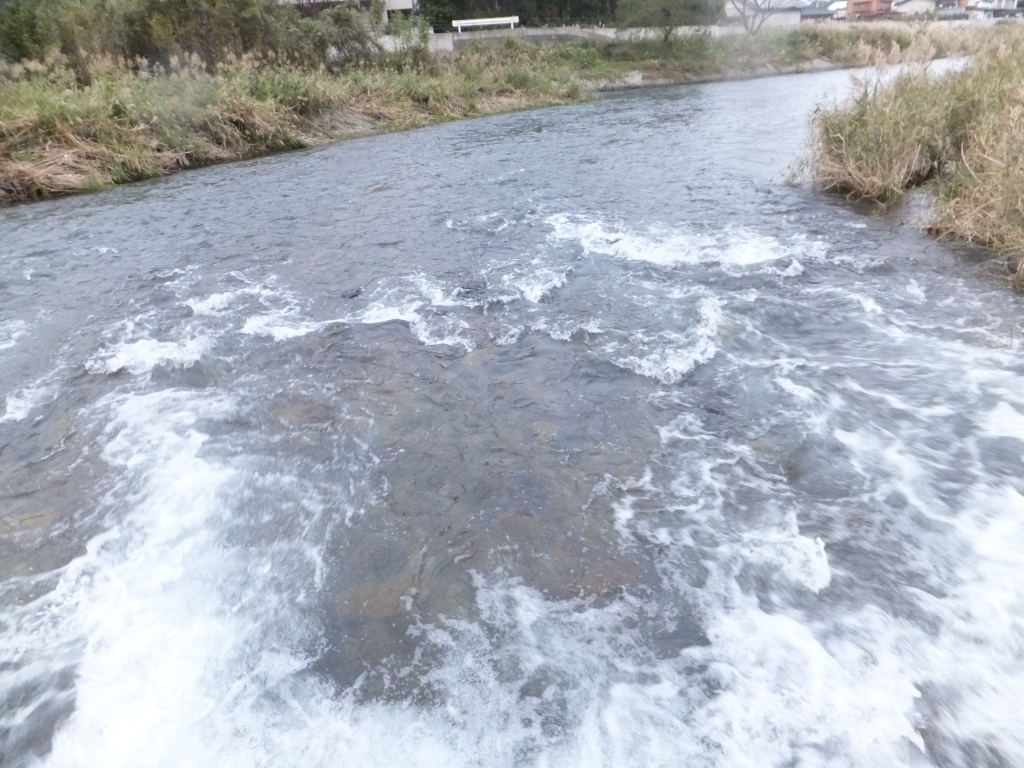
[0,24,996,205]
[4,57,1023,768]
[807,26,1024,288]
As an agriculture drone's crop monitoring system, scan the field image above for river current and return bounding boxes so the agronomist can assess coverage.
[1,66,1022,767]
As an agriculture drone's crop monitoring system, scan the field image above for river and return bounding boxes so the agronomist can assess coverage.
[1,66,1022,768]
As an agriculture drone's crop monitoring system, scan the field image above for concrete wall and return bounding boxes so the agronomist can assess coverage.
[381,16,1024,55]
[761,9,803,25]
[423,23,747,53]
[893,0,936,13]
[723,2,805,26]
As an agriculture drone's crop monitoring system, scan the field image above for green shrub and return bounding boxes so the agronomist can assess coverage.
[0,0,382,70]
[0,0,51,61]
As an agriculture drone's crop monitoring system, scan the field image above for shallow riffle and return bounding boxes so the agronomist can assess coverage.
[1,67,1023,768]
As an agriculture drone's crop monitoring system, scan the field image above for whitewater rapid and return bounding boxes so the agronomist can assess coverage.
[1,65,1022,768]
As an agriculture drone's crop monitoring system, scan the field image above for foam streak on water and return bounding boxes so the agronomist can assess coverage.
[0,319,28,351]
[1,390,374,768]
[1,382,56,422]
[547,214,826,269]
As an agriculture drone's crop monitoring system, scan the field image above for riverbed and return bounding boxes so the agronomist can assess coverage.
[1,66,1022,767]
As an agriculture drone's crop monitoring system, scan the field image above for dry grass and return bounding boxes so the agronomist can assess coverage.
[0,25,1001,206]
[806,24,1024,286]
[0,47,588,204]
[594,22,992,83]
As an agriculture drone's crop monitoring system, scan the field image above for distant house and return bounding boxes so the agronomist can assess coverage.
[801,0,837,20]
[892,0,936,13]
[957,0,1021,16]
[847,0,892,16]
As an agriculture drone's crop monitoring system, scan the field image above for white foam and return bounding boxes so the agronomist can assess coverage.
[382,572,926,768]
[87,337,211,375]
[925,482,1024,761]
[534,318,605,343]
[14,391,240,767]
[842,379,956,419]
[410,275,477,308]
[0,319,27,350]
[7,216,1024,768]
[980,401,1024,440]
[774,376,816,402]
[854,295,884,315]
[10,369,1024,768]
[11,391,362,768]
[1,383,56,422]
[739,531,832,592]
[354,301,423,326]
[610,296,721,384]
[0,383,871,768]
[187,287,268,316]
[905,280,926,302]
[410,320,472,350]
[0,388,415,768]
[241,314,327,341]
[601,424,957,767]
[349,299,472,351]
[505,266,569,303]
[818,408,1024,765]
[685,598,928,766]
[493,324,526,346]
[548,214,825,268]
[610,468,657,535]
[777,259,804,277]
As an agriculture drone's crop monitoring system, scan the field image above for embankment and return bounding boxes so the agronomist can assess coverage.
[0,24,999,205]
[807,26,1024,287]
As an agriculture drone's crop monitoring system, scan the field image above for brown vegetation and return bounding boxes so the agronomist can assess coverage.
[0,46,589,204]
[807,25,1024,286]
[0,24,999,205]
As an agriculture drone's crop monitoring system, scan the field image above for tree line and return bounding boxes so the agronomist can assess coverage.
[419,0,722,29]
[0,0,387,68]
[0,0,726,69]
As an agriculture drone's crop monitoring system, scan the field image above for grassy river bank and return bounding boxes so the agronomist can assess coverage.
[0,23,996,205]
[808,26,1024,287]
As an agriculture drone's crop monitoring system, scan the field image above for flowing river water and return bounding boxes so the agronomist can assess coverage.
[1,66,1023,768]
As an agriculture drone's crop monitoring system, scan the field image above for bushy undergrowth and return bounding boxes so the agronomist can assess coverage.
[580,23,989,81]
[0,0,383,71]
[0,24,998,204]
[807,26,1024,286]
[0,43,589,202]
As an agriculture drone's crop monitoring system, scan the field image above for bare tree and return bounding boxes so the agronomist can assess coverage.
[617,0,722,43]
[728,0,780,32]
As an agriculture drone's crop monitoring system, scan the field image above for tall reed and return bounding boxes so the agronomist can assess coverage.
[0,25,1002,205]
[807,26,1024,286]
[0,44,587,203]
